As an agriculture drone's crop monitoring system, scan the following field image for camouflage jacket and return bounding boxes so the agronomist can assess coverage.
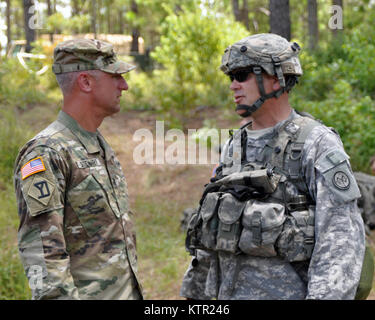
[14,111,142,300]
[181,110,365,300]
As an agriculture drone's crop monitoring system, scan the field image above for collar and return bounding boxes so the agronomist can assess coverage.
[245,109,299,140]
[57,111,101,154]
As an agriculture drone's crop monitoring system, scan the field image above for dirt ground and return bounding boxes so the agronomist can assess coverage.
[99,109,226,209]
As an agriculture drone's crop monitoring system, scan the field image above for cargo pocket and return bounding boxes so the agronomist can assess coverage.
[276,206,315,262]
[216,193,246,254]
[200,193,221,250]
[239,200,285,257]
[68,174,116,237]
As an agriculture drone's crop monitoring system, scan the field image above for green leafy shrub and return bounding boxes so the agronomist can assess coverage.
[291,20,375,172]
[0,107,32,299]
[124,5,248,128]
[121,71,157,111]
[0,107,32,183]
[0,58,49,108]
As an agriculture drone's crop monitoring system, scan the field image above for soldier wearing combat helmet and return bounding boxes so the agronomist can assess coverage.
[181,33,366,300]
[14,39,142,299]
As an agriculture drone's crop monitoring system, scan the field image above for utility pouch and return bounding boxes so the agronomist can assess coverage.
[200,192,221,250]
[276,205,315,262]
[239,200,286,257]
[185,209,201,255]
[247,169,281,193]
[213,169,281,194]
[216,193,246,253]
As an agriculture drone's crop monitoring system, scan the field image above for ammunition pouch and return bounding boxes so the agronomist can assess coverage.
[276,206,315,262]
[216,193,246,254]
[185,169,316,262]
[239,200,286,257]
[200,193,221,250]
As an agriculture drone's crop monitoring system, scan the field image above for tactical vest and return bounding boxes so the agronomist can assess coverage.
[186,114,321,262]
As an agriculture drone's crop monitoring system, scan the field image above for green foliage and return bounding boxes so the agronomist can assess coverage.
[0,107,32,183]
[144,5,248,127]
[0,58,49,108]
[121,71,159,112]
[46,12,91,35]
[0,107,32,299]
[134,194,190,299]
[291,13,375,172]
[0,183,31,300]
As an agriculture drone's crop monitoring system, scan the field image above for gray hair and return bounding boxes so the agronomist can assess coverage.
[55,70,103,95]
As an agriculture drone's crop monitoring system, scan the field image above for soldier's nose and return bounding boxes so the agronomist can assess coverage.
[119,77,128,91]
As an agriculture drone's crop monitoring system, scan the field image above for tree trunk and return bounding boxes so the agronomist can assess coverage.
[91,0,97,37]
[241,0,250,31]
[23,0,36,53]
[107,2,112,34]
[269,0,291,41]
[232,0,241,21]
[118,10,124,34]
[6,0,11,53]
[46,0,54,42]
[232,0,250,30]
[130,0,139,54]
[71,0,79,16]
[307,0,318,50]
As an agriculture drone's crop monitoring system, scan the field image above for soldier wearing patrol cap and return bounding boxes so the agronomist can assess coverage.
[14,39,142,299]
[182,33,366,300]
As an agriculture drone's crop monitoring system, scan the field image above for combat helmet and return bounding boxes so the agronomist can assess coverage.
[220,33,302,117]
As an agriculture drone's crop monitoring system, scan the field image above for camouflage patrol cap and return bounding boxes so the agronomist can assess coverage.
[221,33,302,83]
[52,38,135,75]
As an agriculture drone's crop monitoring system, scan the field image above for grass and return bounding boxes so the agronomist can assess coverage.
[0,106,33,299]
[134,194,191,299]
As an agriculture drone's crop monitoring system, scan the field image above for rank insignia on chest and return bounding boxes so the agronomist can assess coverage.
[76,158,101,168]
[21,157,46,180]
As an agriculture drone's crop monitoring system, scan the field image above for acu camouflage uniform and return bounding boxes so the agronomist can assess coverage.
[14,39,142,300]
[181,34,365,300]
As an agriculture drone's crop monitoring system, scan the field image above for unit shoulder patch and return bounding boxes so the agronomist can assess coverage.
[332,171,350,190]
[27,176,55,206]
[316,149,361,203]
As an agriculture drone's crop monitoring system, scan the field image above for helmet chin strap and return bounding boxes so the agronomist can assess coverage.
[236,66,285,118]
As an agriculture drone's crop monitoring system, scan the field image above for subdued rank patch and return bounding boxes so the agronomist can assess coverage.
[27,176,55,206]
[333,171,350,190]
[76,158,101,169]
[21,157,46,180]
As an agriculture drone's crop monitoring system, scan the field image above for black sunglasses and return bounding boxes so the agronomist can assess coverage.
[228,69,252,82]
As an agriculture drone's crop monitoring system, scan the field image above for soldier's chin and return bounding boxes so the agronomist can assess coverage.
[235,105,252,118]
[236,109,247,117]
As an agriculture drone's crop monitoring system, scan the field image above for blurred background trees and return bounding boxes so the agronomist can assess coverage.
[0,0,374,170]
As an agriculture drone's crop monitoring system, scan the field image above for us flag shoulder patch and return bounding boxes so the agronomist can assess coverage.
[21,157,46,180]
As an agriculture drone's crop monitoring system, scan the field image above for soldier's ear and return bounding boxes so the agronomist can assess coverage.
[272,76,281,91]
[76,73,93,93]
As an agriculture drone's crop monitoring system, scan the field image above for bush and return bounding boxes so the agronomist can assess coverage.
[121,71,157,111]
[291,22,375,172]
[0,107,32,183]
[0,107,32,299]
[0,58,50,109]
[125,5,248,128]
